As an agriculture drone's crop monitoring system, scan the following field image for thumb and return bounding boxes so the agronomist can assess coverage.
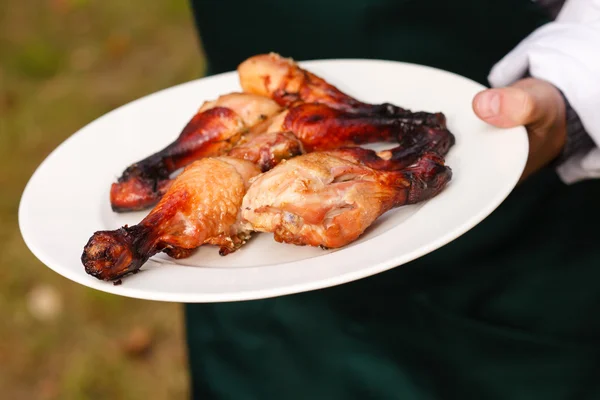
[473,78,567,182]
[472,81,543,129]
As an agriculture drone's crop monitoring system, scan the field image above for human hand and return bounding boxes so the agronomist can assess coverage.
[472,78,567,181]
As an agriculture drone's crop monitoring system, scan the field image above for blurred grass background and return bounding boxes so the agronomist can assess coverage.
[0,0,207,398]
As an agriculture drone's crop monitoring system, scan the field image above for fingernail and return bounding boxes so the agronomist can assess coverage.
[476,91,500,118]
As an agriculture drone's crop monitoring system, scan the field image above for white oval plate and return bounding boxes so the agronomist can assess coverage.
[19,59,527,303]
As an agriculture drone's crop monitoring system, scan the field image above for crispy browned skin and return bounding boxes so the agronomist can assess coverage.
[84,157,261,280]
[242,151,451,249]
[110,93,282,212]
[112,54,453,213]
[228,131,305,172]
[112,100,454,212]
[83,132,304,281]
[238,52,447,127]
[264,103,455,153]
[83,124,445,280]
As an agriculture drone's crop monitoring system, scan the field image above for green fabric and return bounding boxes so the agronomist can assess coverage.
[186,1,600,398]
[191,0,547,85]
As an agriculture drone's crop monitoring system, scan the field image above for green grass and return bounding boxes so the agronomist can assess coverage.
[0,1,206,398]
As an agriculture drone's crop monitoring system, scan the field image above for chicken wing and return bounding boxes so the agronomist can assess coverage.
[83,132,304,281]
[238,52,446,127]
[110,93,282,212]
[241,151,451,249]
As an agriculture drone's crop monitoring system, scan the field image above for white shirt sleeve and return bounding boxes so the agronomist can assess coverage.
[487,0,600,183]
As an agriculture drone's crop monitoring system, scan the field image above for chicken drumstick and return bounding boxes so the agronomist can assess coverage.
[110,93,282,212]
[111,99,453,212]
[83,131,304,281]
[83,126,447,281]
[238,52,447,127]
[241,150,451,249]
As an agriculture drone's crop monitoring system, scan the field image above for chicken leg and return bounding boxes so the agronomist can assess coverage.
[241,150,451,249]
[262,103,454,153]
[111,100,454,212]
[238,52,447,128]
[83,131,304,281]
[110,93,282,212]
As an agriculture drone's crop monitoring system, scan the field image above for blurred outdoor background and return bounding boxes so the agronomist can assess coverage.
[0,1,207,398]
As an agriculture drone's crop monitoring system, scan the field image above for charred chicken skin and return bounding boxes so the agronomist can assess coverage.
[241,150,451,249]
[262,103,454,153]
[111,99,454,212]
[238,52,447,128]
[84,131,304,280]
[228,131,305,172]
[110,93,282,213]
[82,130,444,281]
[110,54,455,213]
[85,52,456,281]
[84,157,261,280]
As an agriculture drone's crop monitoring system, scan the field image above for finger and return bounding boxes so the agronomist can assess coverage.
[472,86,539,129]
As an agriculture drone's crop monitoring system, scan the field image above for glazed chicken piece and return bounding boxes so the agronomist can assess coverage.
[241,150,451,249]
[111,53,453,213]
[111,98,454,212]
[83,132,304,281]
[81,125,440,281]
[228,131,305,172]
[238,52,446,127]
[110,92,282,212]
[261,103,455,153]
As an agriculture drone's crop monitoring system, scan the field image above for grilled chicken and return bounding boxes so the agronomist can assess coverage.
[111,99,453,212]
[110,93,282,212]
[241,150,451,249]
[261,103,454,153]
[82,128,446,281]
[228,131,305,172]
[85,52,456,281]
[85,157,261,281]
[83,134,451,281]
[83,132,304,281]
[238,52,446,127]
[110,54,455,213]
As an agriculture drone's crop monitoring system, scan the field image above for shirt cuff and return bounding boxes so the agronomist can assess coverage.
[487,0,600,183]
[554,91,596,164]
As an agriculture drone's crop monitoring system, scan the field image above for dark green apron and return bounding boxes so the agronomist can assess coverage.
[186,1,600,398]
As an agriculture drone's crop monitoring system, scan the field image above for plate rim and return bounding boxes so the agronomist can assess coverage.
[18,58,529,303]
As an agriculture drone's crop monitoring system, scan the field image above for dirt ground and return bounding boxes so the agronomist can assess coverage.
[0,1,207,398]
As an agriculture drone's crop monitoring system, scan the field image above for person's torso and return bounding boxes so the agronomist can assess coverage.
[185,1,600,398]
